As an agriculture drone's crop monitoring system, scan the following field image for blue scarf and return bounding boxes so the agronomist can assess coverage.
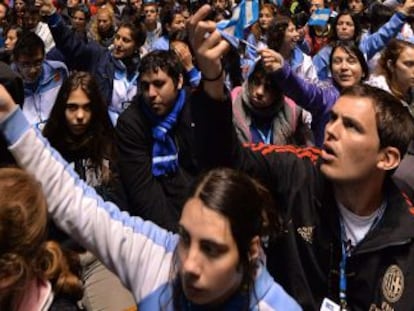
[143,89,186,177]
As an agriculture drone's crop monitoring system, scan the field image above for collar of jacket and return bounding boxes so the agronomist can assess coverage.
[322,177,414,255]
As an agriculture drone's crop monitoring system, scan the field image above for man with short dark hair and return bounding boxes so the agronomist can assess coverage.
[141,1,161,52]
[188,6,414,311]
[115,49,220,231]
[12,32,67,129]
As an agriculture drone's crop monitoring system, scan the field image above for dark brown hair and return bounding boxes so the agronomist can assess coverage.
[341,84,414,157]
[377,39,414,101]
[43,71,116,184]
[168,168,281,310]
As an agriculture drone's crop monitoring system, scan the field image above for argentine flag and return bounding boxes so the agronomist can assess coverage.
[216,0,259,39]
[308,8,331,27]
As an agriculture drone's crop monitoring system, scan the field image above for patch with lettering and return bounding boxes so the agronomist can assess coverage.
[382,265,404,303]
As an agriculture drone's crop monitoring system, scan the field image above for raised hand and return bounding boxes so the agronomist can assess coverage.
[259,48,285,73]
[187,4,229,100]
[171,41,195,72]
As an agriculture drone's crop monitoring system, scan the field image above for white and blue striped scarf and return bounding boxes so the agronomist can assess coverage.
[143,89,186,177]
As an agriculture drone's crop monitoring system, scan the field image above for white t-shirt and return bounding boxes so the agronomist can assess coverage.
[338,200,386,247]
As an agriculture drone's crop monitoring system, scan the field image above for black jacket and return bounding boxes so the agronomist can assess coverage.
[115,90,213,232]
[193,97,414,311]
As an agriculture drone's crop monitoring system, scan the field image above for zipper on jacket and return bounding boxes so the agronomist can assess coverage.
[353,238,412,255]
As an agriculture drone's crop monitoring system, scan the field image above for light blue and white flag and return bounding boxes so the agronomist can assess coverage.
[216,0,259,39]
[308,8,331,27]
[267,0,283,7]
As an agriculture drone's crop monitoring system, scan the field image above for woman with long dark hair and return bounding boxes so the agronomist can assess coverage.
[43,71,136,310]
[368,39,414,105]
[266,15,317,81]
[151,5,186,51]
[43,71,115,188]
[0,24,23,64]
[260,40,369,146]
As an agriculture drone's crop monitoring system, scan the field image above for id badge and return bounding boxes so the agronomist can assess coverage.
[320,298,340,311]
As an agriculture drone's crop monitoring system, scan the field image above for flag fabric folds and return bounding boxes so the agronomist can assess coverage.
[216,0,259,39]
[308,8,331,27]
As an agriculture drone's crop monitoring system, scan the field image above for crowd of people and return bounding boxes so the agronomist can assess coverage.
[1,0,414,309]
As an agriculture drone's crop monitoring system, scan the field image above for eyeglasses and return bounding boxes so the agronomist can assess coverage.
[16,60,43,69]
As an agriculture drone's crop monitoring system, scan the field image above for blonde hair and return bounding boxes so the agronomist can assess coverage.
[0,168,82,309]
[89,5,115,43]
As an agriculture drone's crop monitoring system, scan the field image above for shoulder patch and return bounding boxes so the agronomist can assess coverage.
[382,264,404,304]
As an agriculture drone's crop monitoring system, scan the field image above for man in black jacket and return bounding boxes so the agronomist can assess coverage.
[115,49,224,231]
[188,6,414,311]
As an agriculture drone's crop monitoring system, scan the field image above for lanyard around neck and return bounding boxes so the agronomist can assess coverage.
[338,202,386,310]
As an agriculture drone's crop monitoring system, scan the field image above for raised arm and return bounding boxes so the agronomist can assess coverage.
[261,49,335,115]
[359,3,412,60]
[188,5,229,101]
[260,48,338,145]
[36,0,102,70]
[0,85,177,303]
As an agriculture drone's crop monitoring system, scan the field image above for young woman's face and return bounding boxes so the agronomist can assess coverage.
[336,14,355,41]
[283,21,299,53]
[14,0,25,12]
[168,13,186,33]
[331,47,363,88]
[71,10,87,32]
[131,0,142,11]
[177,198,243,306]
[5,29,19,51]
[392,46,414,95]
[112,27,136,59]
[65,87,92,136]
[259,8,273,30]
